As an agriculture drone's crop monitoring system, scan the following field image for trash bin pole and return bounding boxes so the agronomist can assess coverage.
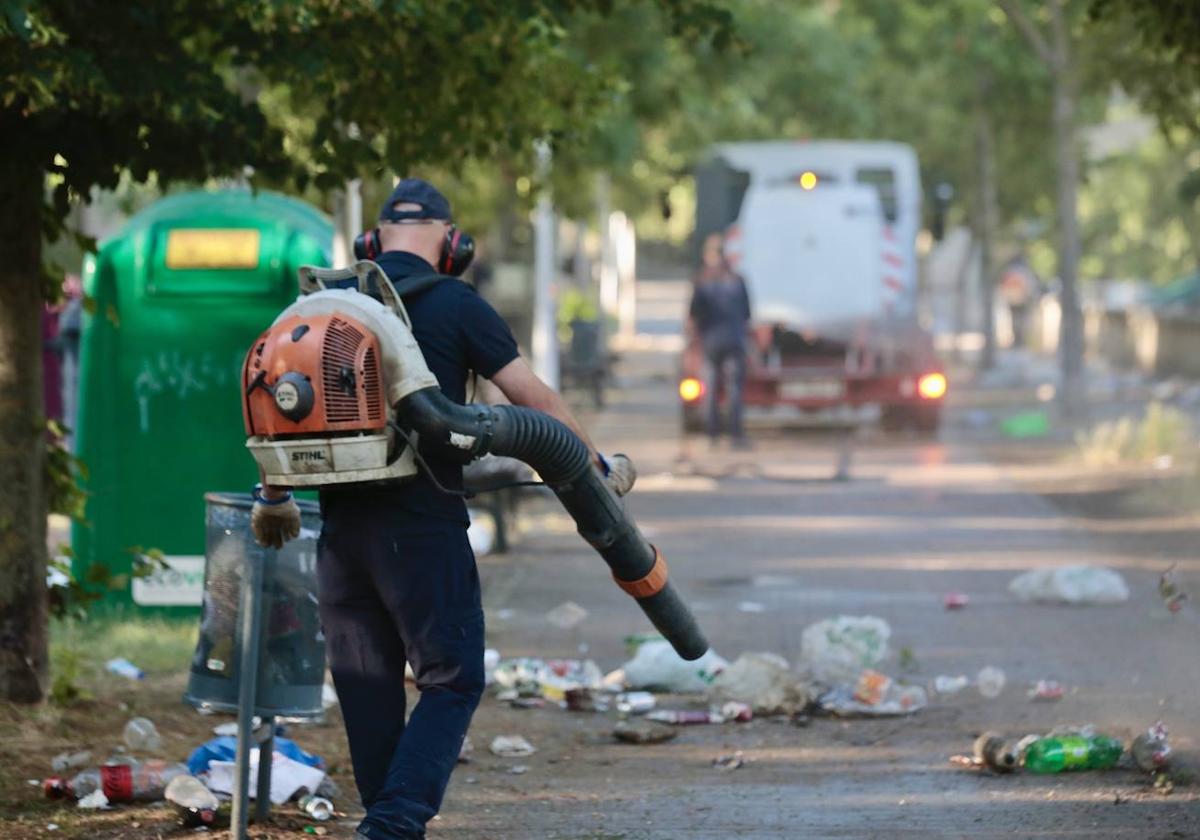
[231,543,268,839]
[255,718,274,823]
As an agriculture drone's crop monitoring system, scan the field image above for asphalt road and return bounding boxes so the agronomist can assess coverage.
[434,280,1200,839]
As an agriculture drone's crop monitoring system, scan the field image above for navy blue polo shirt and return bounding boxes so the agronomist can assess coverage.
[320,251,519,525]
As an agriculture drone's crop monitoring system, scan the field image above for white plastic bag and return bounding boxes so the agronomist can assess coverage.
[620,640,727,693]
[800,615,891,684]
[709,653,811,715]
[1008,565,1129,605]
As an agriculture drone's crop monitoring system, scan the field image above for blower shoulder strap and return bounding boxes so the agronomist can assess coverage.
[391,272,456,298]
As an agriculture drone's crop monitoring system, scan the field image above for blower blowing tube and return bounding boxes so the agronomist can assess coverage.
[397,386,709,661]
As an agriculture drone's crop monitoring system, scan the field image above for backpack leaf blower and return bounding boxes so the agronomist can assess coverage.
[242,261,708,661]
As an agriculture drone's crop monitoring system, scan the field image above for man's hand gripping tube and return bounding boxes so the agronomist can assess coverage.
[397,387,710,660]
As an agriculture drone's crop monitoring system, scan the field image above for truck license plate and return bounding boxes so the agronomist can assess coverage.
[780,380,844,400]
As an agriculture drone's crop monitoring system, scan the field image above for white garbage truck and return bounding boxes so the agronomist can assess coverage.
[681,140,945,432]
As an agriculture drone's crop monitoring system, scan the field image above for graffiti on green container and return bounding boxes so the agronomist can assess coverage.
[133,350,243,433]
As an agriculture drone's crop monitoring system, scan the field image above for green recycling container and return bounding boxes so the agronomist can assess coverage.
[73,190,332,613]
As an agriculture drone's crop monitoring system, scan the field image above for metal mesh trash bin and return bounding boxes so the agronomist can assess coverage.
[184,492,325,718]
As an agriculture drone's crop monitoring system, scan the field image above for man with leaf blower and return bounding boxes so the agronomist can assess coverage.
[249,179,634,840]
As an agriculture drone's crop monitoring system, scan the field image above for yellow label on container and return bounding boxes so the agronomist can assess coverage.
[165,228,261,269]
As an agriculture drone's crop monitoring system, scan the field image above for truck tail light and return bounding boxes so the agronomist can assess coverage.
[679,377,705,402]
[918,372,947,400]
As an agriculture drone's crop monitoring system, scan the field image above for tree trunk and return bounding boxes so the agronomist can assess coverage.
[0,155,48,703]
[974,80,998,370]
[1050,0,1084,415]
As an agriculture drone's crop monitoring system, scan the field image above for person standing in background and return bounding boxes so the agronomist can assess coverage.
[687,231,752,448]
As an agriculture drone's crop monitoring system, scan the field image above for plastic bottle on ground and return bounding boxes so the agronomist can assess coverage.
[123,717,162,752]
[1023,735,1124,773]
[976,666,1006,698]
[45,760,189,801]
[105,658,145,680]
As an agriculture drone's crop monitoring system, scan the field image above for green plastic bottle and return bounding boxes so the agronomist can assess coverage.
[1023,735,1124,773]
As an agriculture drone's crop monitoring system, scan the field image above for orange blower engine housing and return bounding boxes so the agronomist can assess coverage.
[243,313,387,438]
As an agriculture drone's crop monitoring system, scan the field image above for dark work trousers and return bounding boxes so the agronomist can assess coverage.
[704,343,747,441]
[317,495,485,839]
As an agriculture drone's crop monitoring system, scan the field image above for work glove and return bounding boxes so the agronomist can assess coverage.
[251,484,301,549]
[599,452,637,497]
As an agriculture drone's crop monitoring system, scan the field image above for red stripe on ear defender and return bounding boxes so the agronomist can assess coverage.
[442,227,460,273]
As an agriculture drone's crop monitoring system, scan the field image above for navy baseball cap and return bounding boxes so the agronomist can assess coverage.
[378,178,452,223]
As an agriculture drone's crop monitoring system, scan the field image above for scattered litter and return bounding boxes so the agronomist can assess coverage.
[1159,564,1188,613]
[46,824,58,832]
[544,601,589,630]
[932,675,969,695]
[646,709,724,725]
[621,641,727,694]
[1036,383,1056,402]
[712,751,745,771]
[615,691,656,714]
[51,751,91,773]
[164,774,219,827]
[457,737,473,764]
[565,687,609,712]
[45,760,189,802]
[1132,721,1171,772]
[492,657,604,700]
[1024,733,1123,773]
[943,592,970,610]
[737,601,767,613]
[489,736,536,758]
[186,736,324,776]
[601,668,627,690]
[613,720,677,745]
[720,701,753,722]
[1008,565,1129,605]
[298,793,334,821]
[976,666,1006,699]
[484,648,501,675]
[507,765,530,775]
[207,750,325,804]
[1028,680,1064,702]
[819,674,926,717]
[321,682,339,709]
[123,716,162,752]
[303,827,328,836]
[709,652,811,716]
[315,775,340,800]
[76,789,110,809]
[800,615,890,684]
[973,732,1017,773]
[105,658,145,680]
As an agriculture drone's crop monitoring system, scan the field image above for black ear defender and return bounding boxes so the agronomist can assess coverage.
[439,225,475,276]
[352,228,382,261]
[352,225,474,277]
